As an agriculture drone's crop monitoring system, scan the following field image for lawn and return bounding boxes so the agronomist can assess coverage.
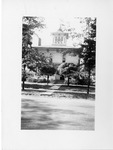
[22,82,95,100]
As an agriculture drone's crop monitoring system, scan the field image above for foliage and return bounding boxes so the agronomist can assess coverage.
[63,47,83,58]
[25,48,47,72]
[60,63,78,76]
[57,18,96,88]
[22,16,46,89]
[22,16,46,70]
[81,18,96,70]
[62,18,96,86]
[40,65,56,84]
[58,63,78,86]
[80,18,96,94]
[58,17,96,46]
[41,66,56,76]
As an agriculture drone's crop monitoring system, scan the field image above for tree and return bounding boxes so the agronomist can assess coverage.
[58,18,96,92]
[63,17,96,93]
[81,18,96,96]
[22,16,45,90]
[40,66,56,84]
[58,63,78,86]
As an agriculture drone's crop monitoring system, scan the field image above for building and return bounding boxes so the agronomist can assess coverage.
[32,30,83,81]
[33,30,82,66]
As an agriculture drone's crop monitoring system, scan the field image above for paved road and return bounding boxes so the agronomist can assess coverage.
[21,95,95,130]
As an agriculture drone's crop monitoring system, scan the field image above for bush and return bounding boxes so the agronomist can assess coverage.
[64,77,76,85]
[75,76,95,85]
[37,78,48,83]
[63,74,95,86]
[27,78,38,83]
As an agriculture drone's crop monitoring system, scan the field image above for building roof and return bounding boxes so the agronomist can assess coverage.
[33,45,82,49]
[51,31,68,35]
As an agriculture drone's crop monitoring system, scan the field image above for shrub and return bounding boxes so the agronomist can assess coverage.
[37,78,48,83]
[27,78,38,83]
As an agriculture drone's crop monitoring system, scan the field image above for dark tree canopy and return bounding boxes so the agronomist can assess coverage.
[41,66,56,76]
[40,65,56,84]
[81,18,96,70]
[81,18,96,95]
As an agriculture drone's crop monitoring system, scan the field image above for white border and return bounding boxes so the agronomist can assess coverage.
[2,0,113,149]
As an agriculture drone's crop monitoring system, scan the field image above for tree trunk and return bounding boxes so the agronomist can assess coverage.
[67,76,70,86]
[87,45,92,98]
[47,75,49,85]
[87,66,91,98]
[22,64,26,91]
[22,80,25,91]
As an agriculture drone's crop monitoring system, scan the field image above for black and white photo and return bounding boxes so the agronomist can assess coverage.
[21,16,96,130]
[2,0,113,149]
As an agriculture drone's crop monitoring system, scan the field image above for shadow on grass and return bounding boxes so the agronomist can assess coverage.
[24,83,52,89]
[22,89,46,93]
[23,83,95,92]
[58,85,95,93]
[22,83,95,100]
[51,92,95,100]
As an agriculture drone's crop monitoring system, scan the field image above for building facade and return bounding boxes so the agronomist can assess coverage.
[33,30,82,66]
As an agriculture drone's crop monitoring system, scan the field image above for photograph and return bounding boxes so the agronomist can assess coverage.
[21,16,96,130]
[2,0,113,149]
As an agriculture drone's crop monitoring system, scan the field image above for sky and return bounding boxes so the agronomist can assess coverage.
[30,0,93,46]
[32,16,85,46]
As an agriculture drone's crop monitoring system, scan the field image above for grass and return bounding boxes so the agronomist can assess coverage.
[52,92,95,100]
[23,82,95,92]
[24,83,52,89]
[58,85,95,93]
[22,82,95,100]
